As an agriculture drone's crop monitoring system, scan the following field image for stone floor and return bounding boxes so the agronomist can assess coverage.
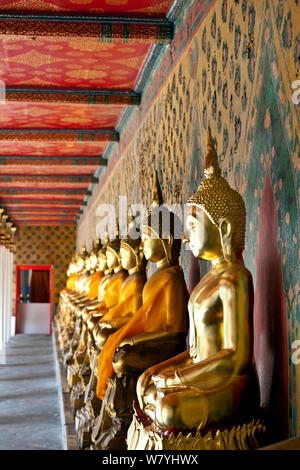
[0,334,63,450]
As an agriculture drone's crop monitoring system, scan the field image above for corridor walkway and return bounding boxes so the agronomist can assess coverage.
[0,334,63,450]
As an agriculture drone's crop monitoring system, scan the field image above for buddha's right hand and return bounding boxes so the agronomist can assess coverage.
[152,366,182,389]
[137,365,160,409]
[99,321,113,329]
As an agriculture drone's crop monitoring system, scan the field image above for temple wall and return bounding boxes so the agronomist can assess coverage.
[12,225,76,310]
[76,0,299,436]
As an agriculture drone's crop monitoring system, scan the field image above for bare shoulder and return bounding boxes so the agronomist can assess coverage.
[220,262,253,289]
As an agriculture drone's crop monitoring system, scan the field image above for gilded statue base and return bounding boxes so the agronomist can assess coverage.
[74,397,103,448]
[90,419,128,450]
[78,423,93,449]
[70,383,85,411]
[91,375,137,450]
[127,414,267,450]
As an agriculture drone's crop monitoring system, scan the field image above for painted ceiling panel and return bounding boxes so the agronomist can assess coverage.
[0,0,176,224]
[1,165,98,175]
[9,209,79,214]
[0,141,107,156]
[0,192,86,200]
[0,103,125,129]
[0,0,172,17]
[0,180,91,190]
[0,37,151,89]
[3,203,83,208]
[23,221,75,225]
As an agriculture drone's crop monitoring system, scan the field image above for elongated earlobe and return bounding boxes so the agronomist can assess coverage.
[219,218,232,262]
[162,232,173,263]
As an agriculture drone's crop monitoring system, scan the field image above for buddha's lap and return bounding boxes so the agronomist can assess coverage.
[113,337,187,376]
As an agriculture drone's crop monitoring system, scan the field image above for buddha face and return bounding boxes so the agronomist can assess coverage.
[89,253,98,270]
[185,207,223,260]
[98,253,107,272]
[77,257,85,272]
[85,257,90,271]
[141,226,166,262]
[120,243,136,271]
[106,248,120,270]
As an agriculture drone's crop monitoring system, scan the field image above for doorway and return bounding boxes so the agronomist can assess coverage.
[15,265,53,335]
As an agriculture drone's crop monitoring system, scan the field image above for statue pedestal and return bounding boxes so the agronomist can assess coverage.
[91,375,137,450]
[127,413,267,450]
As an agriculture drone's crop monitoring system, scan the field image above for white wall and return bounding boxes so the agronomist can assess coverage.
[0,245,14,351]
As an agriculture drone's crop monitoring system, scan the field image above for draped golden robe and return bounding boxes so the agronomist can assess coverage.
[66,273,78,291]
[96,265,189,400]
[88,271,104,299]
[99,272,146,325]
[96,271,128,316]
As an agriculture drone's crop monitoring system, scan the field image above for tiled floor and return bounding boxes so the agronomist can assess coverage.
[0,334,63,450]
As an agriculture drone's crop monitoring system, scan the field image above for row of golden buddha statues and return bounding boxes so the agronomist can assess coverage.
[55,129,267,450]
[0,208,16,251]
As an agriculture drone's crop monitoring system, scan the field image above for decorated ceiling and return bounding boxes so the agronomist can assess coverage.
[0,0,175,225]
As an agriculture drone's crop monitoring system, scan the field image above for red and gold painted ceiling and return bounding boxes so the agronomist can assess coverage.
[0,0,174,226]
[0,0,173,17]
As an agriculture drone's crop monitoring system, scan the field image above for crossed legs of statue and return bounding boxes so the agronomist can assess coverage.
[75,328,117,448]
[91,334,187,450]
[137,370,261,434]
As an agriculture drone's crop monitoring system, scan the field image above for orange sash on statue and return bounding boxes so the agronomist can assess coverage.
[99,272,146,325]
[66,273,77,291]
[96,270,128,315]
[96,265,189,399]
[88,271,104,299]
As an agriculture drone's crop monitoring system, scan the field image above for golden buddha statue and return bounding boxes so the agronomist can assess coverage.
[69,237,114,412]
[128,129,263,451]
[73,239,104,313]
[67,240,107,387]
[58,243,101,346]
[75,220,148,449]
[90,235,128,350]
[74,230,129,447]
[61,245,100,364]
[91,171,189,450]
[57,248,88,351]
[83,235,113,328]
[56,255,77,334]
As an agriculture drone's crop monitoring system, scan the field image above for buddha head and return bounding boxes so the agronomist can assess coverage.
[142,171,181,266]
[89,238,102,272]
[85,252,91,272]
[0,212,8,238]
[185,127,246,262]
[67,255,77,277]
[106,223,122,272]
[97,232,109,272]
[76,245,88,272]
[120,214,146,273]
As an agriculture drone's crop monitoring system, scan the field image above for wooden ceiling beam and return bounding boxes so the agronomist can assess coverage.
[0,129,119,142]
[1,188,92,195]
[6,207,79,212]
[0,156,107,166]
[14,217,77,221]
[3,88,140,106]
[0,199,87,205]
[18,221,76,225]
[0,175,98,184]
[0,14,173,44]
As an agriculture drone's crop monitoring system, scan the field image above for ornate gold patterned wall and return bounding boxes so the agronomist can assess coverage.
[13,225,76,309]
[77,0,300,435]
